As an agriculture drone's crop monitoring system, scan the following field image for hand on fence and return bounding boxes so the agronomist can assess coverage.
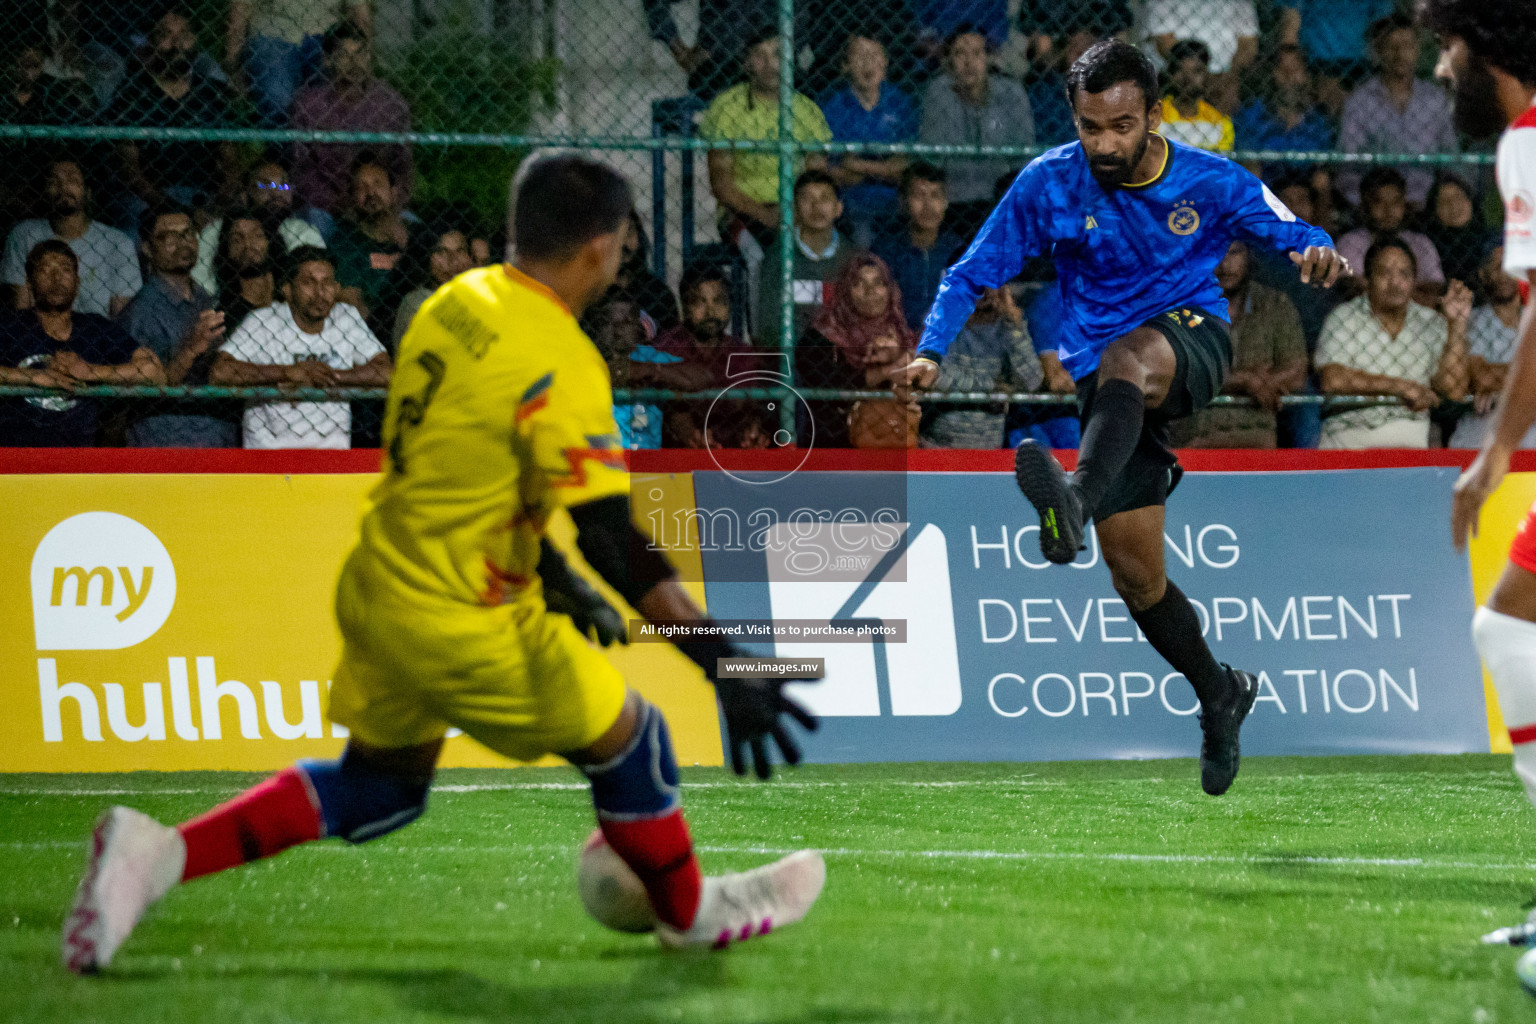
[284,359,341,388]
[1397,380,1438,413]
[890,358,939,393]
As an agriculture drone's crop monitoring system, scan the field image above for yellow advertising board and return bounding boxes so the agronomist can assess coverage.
[0,472,723,772]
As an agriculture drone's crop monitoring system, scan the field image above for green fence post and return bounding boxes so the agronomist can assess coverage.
[776,0,797,444]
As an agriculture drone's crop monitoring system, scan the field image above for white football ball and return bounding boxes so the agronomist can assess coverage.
[577,830,658,933]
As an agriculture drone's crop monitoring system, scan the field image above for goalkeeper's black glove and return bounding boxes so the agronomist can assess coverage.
[676,636,819,779]
[537,539,627,646]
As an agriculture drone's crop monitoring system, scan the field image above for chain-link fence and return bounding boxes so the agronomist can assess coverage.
[0,0,1502,451]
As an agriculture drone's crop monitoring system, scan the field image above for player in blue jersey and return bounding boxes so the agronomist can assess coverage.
[895,41,1349,796]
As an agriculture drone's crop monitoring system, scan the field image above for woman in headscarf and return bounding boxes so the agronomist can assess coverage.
[1424,172,1494,291]
[794,253,916,447]
[392,221,475,351]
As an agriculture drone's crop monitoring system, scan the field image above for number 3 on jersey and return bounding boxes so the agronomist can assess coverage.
[387,351,447,474]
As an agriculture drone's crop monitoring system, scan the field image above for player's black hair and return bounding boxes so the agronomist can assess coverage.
[348,150,394,187]
[24,238,77,281]
[1067,40,1159,111]
[1167,39,1212,69]
[1419,0,1536,87]
[793,168,840,201]
[1368,12,1416,46]
[899,160,946,195]
[1359,166,1408,201]
[944,22,989,55]
[1363,234,1418,277]
[281,244,336,286]
[138,202,192,247]
[514,155,632,263]
[678,261,732,307]
[322,18,368,56]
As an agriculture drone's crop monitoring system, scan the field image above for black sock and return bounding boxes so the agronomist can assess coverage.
[1072,377,1145,519]
[1129,580,1229,709]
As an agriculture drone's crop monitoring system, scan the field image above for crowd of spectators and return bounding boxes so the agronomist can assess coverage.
[0,1,1510,451]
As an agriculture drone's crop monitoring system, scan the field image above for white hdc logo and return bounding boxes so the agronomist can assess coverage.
[768,522,963,716]
[31,512,177,650]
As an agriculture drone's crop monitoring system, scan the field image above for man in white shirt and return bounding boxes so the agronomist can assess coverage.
[209,245,391,448]
[1315,235,1466,448]
[193,159,324,293]
[1,158,141,317]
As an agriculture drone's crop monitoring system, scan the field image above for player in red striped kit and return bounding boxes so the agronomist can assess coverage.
[1433,0,1536,971]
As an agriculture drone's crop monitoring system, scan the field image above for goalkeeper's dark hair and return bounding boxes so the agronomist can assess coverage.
[1067,40,1159,111]
[514,156,633,263]
[1419,0,1536,87]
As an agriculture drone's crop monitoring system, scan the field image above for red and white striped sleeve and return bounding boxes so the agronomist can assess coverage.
[1498,107,1536,276]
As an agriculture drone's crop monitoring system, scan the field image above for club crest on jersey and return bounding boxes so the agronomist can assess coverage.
[1168,201,1200,236]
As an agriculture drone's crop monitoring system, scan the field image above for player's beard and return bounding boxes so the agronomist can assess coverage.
[1089,132,1151,188]
[1453,53,1507,140]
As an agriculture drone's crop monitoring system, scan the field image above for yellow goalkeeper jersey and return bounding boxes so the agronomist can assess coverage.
[352,264,628,607]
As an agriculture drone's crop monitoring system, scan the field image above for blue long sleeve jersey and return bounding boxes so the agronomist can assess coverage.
[917,137,1334,379]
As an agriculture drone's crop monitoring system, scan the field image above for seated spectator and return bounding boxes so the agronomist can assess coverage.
[614,211,680,334]
[1317,237,1467,449]
[920,26,1033,236]
[1277,0,1395,114]
[1450,246,1533,449]
[583,291,680,450]
[1169,241,1307,449]
[1019,3,1134,65]
[121,204,238,446]
[755,170,854,345]
[392,222,474,350]
[915,0,1009,58]
[654,262,754,387]
[701,30,831,250]
[1339,14,1457,209]
[1158,40,1233,153]
[211,211,280,330]
[328,154,418,340]
[1234,45,1335,177]
[1028,27,1099,149]
[873,162,964,331]
[1143,0,1257,113]
[209,246,391,449]
[1002,281,1081,449]
[0,41,93,220]
[106,6,237,226]
[805,4,920,95]
[653,262,756,445]
[819,34,915,247]
[923,285,1072,449]
[1425,173,1493,291]
[3,158,141,317]
[644,0,809,102]
[0,239,164,446]
[292,21,411,222]
[1336,168,1445,303]
[194,158,325,294]
[700,28,831,325]
[794,254,915,448]
[226,0,370,126]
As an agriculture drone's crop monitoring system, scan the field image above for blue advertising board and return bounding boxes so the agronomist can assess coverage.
[694,468,1488,762]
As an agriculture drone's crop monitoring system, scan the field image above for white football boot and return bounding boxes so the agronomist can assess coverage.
[62,806,187,973]
[657,849,826,950]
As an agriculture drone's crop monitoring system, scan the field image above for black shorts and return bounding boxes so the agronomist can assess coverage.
[1074,306,1232,520]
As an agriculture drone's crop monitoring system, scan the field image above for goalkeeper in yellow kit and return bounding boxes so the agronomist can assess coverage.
[62,157,826,973]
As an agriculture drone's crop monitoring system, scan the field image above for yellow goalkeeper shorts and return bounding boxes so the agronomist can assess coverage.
[326,552,627,761]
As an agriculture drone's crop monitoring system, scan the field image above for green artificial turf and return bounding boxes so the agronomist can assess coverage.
[5,755,1536,1023]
